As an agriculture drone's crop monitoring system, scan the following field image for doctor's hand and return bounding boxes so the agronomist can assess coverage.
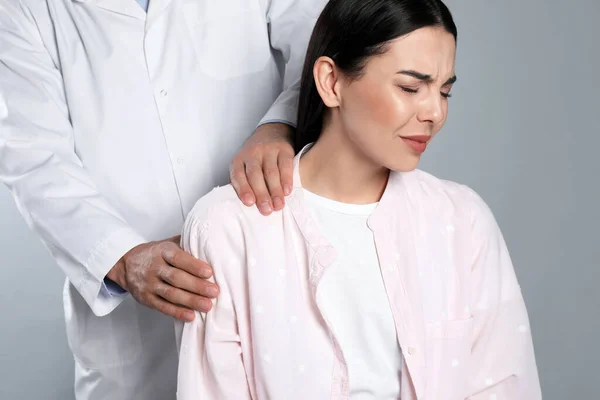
[230,122,294,216]
[106,235,217,321]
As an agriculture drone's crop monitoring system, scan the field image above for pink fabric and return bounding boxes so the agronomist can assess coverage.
[176,150,542,400]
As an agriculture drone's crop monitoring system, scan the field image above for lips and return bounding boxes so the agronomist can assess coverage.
[400,135,431,154]
[401,135,431,143]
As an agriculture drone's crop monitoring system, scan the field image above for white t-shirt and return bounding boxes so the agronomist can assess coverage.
[304,189,403,399]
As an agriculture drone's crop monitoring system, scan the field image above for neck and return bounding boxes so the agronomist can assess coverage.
[299,128,389,204]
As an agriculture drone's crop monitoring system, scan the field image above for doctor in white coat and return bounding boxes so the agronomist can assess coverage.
[0,0,326,399]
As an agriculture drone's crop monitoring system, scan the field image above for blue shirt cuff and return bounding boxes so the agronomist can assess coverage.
[102,277,127,296]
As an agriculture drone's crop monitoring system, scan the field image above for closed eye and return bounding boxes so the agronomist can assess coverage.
[399,85,452,98]
[398,86,418,93]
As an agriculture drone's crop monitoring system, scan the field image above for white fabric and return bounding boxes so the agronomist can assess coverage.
[304,189,403,399]
[0,0,325,399]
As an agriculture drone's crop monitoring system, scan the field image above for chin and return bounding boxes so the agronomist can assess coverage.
[385,153,421,172]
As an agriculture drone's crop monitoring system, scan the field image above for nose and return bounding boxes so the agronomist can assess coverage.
[416,91,445,126]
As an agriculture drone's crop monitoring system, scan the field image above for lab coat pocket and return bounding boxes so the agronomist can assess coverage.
[424,317,473,400]
[64,283,143,368]
[183,1,271,80]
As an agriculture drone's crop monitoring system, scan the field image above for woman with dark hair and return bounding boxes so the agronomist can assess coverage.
[176,0,541,399]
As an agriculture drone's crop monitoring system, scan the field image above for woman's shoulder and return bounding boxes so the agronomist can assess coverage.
[182,185,253,263]
[399,170,504,252]
[401,169,495,223]
[404,169,482,201]
[186,184,243,223]
[184,184,276,244]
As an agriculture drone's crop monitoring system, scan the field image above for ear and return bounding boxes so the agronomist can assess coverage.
[313,56,342,108]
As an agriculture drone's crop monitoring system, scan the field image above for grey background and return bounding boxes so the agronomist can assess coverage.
[1,0,598,399]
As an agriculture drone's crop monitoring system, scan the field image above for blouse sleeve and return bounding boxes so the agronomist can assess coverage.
[465,188,542,400]
[175,205,252,400]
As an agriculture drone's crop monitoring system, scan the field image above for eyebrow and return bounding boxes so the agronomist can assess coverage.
[397,70,457,86]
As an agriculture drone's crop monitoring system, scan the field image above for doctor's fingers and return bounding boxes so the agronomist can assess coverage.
[157,263,219,299]
[161,244,213,279]
[278,150,294,197]
[245,157,274,216]
[154,282,213,315]
[146,293,195,322]
[230,159,256,207]
[263,151,286,211]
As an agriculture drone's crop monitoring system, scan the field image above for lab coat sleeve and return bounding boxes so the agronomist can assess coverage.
[0,0,146,316]
[176,205,252,400]
[464,188,542,399]
[258,0,328,127]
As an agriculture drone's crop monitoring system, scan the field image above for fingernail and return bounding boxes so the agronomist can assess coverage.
[203,267,213,277]
[201,300,213,312]
[259,201,272,214]
[284,185,292,196]
[273,197,284,209]
[184,310,195,321]
[207,285,219,297]
[242,194,254,206]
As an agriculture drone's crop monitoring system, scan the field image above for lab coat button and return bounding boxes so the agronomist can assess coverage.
[160,89,168,97]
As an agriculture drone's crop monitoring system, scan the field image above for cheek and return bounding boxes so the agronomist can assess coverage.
[342,85,411,134]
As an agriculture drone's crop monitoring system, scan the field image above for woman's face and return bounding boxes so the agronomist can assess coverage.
[330,26,457,172]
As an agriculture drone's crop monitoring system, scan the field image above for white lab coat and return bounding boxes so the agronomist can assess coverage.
[0,0,325,399]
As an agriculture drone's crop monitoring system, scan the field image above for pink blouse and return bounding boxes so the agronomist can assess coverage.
[176,151,542,400]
